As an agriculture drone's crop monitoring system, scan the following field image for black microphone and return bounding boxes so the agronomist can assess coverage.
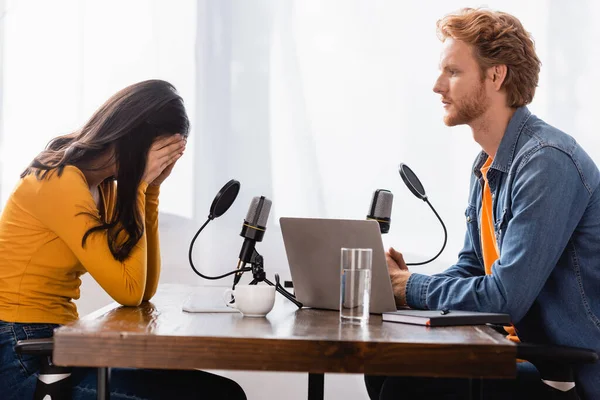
[188,186,302,308]
[238,196,272,263]
[233,196,302,308]
[367,189,393,234]
[233,196,272,287]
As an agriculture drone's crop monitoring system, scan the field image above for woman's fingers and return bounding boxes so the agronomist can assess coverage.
[152,138,185,167]
[156,136,185,156]
[153,134,183,151]
[144,134,186,183]
[160,150,183,170]
[158,140,185,166]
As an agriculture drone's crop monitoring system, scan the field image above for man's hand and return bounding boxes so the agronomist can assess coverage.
[386,247,411,307]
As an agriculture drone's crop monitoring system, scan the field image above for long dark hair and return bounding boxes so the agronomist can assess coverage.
[22,79,190,261]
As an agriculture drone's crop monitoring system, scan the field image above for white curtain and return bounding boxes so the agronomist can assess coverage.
[1,0,196,217]
[2,0,599,285]
[194,0,600,280]
[0,0,202,288]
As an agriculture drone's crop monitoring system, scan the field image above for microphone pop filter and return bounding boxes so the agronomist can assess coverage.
[209,179,241,219]
[399,163,427,201]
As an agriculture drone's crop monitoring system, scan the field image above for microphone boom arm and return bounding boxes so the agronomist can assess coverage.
[189,217,253,280]
[405,198,448,266]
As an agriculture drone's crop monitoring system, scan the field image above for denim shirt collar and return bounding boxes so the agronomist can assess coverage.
[473,106,532,178]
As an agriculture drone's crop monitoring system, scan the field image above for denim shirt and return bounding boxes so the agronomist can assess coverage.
[406,107,600,398]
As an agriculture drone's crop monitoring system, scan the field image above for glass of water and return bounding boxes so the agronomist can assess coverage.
[340,248,373,325]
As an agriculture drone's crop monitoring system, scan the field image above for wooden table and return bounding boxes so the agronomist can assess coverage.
[53,284,515,400]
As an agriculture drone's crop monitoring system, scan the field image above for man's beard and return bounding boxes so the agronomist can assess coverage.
[444,81,488,126]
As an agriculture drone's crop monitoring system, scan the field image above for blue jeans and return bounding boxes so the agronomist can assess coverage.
[0,320,246,400]
[364,362,546,400]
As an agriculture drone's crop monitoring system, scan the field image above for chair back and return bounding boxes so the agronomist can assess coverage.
[14,338,72,400]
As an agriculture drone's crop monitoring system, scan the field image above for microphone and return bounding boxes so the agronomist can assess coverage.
[238,196,272,263]
[367,189,393,234]
[232,196,272,287]
[188,186,302,308]
[231,195,301,308]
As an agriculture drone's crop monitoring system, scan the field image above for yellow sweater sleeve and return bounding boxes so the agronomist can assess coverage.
[143,184,161,301]
[32,169,149,306]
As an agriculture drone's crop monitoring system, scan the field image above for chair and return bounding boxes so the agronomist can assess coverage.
[365,332,598,400]
[14,338,72,400]
[515,343,598,399]
[488,325,598,399]
[15,338,112,400]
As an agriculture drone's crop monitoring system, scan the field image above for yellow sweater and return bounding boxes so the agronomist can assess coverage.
[0,165,160,325]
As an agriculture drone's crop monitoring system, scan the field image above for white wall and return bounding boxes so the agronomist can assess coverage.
[2,1,600,399]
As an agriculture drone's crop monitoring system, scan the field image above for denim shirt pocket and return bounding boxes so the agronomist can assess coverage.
[465,205,483,263]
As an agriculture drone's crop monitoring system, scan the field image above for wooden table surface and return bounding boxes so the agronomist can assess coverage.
[54,284,515,378]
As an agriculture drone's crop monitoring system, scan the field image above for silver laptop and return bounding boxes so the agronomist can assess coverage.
[280,217,397,314]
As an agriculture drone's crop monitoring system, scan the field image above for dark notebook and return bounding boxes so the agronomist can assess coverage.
[382,309,511,327]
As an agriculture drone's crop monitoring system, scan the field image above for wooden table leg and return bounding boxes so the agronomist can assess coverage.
[308,373,324,400]
[97,367,110,400]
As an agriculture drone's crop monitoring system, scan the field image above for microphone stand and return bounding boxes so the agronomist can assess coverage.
[234,249,303,309]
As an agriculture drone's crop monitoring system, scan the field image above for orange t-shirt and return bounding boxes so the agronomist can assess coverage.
[480,157,519,343]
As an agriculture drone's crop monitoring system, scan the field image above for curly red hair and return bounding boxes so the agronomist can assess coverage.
[437,8,541,107]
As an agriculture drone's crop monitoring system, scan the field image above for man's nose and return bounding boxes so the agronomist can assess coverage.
[433,76,445,94]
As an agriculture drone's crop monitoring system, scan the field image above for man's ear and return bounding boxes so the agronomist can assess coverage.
[488,65,507,90]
